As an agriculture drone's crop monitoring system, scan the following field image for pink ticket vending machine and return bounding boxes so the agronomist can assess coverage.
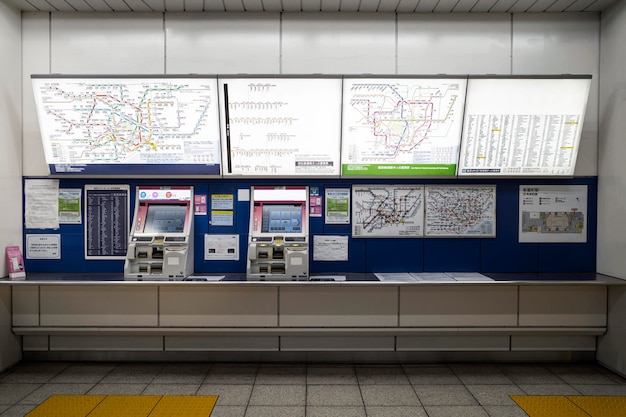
[124,186,194,280]
[247,186,309,281]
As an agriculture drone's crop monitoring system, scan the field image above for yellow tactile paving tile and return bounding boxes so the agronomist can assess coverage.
[25,395,106,417]
[511,396,626,417]
[510,395,591,417]
[568,396,626,417]
[25,395,219,417]
[87,395,161,417]
[151,395,219,417]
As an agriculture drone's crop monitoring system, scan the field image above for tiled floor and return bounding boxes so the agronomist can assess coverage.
[1,361,626,417]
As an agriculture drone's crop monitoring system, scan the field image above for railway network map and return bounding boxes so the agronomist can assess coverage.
[32,76,221,175]
[352,185,424,237]
[341,78,467,177]
[219,77,342,176]
[425,185,496,237]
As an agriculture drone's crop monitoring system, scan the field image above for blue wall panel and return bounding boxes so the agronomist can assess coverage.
[23,177,598,277]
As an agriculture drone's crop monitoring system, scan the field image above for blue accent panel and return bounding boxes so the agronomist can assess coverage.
[364,239,424,272]
[480,182,538,272]
[23,177,599,277]
[538,244,596,272]
[423,238,481,272]
[25,232,124,273]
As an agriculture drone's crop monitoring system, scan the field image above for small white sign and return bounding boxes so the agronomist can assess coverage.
[205,234,240,261]
[26,234,61,259]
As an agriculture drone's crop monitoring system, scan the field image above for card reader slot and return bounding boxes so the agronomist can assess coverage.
[273,247,284,259]
[152,248,164,259]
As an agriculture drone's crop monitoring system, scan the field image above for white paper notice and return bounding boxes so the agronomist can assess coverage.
[25,179,60,229]
[25,234,61,259]
[205,234,240,261]
[313,235,349,261]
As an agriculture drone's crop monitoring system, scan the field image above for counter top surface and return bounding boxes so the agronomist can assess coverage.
[1,272,624,285]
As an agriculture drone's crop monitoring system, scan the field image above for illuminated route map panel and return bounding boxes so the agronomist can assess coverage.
[425,185,496,237]
[219,77,342,176]
[458,76,591,177]
[352,185,424,238]
[341,77,467,177]
[32,76,221,175]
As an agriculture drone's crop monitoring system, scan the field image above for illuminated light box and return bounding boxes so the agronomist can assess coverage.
[341,77,467,177]
[219,76,342,177]
[31,75,221,176]
[457,76,592,177]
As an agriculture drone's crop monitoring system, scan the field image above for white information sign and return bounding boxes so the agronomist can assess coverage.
[204,234,240,261]
[313,235,349,261]
[352,185,424,238]
[519,185,587,243]
[458,77,591,176]
[219,77,342,176]
[26,234,61,259]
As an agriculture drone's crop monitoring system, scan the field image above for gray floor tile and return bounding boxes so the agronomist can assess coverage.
[365,405,428,417]
[244,405,305,417]
[498,365,564,384]
[48,364,116,384]
[307,384,363,406]
[424,405,490,417]
[483,405,531,417]
[255,364,306,385]
[100,363,163,384]
[360,384,420,406]
[197,384,252,405]
[0,383,40,405]
[307,365,357,385]
[571,384,626,395]
[547,364,618,385]
[87,383,147,395]
[465,384,526,406]
[355,365,410,385]
[50,364,115,384]
[204,365,258,385]
[210,405,246,417]
[0,363,67,384]
[518,383,581,395]
[413,384,478,406]
[142,383,200,395]
[151,363,210,384]
[404,365,462,385]
[248,384,306,406]
[17,383,92,405]
[0,404,37,417]
[306,405,366,417]
[450,364,514,385]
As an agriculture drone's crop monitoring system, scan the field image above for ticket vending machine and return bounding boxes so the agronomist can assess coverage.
[124,186,194,280]
[247,186,309,281]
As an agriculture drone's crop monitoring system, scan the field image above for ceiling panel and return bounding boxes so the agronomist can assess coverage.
[321,0,341,11]
[0,0,620,12]
[414,0,439,12]
[183,0,205,11]
[242,0,265,11]
[83,0,113,11]
[486,0,516,12]
[471,0,499,12]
